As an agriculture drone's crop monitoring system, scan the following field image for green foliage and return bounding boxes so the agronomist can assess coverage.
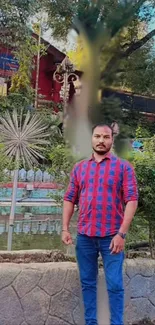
[48,143,78,206]
[121,108,155,138]
[49,144,76,185]
[0,147,14,183]
[0,92,34,113]
[135,125,151,139]
[10,36,46,93]
[117,50,155,96]
[132,137,155,257]
[42,0,75,40]
[126,215,149,252]
[0,0,38,45]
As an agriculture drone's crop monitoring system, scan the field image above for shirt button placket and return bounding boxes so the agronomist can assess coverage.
[93,163,99,210]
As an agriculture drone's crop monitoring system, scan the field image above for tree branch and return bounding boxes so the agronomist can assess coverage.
[123,28,155,57]
[101,28,155,81]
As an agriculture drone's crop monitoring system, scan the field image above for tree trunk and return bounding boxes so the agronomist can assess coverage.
[7,169,18,251]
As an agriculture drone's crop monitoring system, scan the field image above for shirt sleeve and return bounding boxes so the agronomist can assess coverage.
[64,165,79,204]
[123,162,138,204]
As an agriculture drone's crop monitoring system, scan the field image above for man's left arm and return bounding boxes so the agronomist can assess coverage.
[120,162,138,233]
[119,201,138,234]
[110,163,138,254]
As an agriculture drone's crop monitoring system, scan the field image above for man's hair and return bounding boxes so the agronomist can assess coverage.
[92,123,114,136]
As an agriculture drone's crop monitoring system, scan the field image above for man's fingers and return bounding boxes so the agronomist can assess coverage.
[110,235,125,254]
[112,245,123,254]
[109,239,114,250]
[62,233,73,245]
[111,244,117,254]
[116,246,121,254]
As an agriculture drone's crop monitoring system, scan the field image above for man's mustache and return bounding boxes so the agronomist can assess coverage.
[97,144,106,147]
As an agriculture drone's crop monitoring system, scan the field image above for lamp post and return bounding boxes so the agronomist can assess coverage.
[53,56,80,123]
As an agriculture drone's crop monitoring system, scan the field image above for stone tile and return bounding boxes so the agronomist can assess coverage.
[130,274,155,298]
[73,304,82,325]
[21,287,50,325]
[150,303,155,320]
[125,298,152,324]
[46,316,69,325]
[39,267,67,296]
[124,273,130,287]
[149,290,155,306]
[125,284,131,308]
[64,269,81,297]
[13,269,42,298]
[49,289,79,324]
[0,264,21,290]
[125,259,155,278]
[0,286,24,325]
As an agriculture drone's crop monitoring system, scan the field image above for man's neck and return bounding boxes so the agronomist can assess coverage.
[93,151,110,163]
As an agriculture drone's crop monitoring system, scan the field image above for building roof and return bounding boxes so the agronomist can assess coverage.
[103,88,155,115]
[32,32,65,63]
[0,28,66,62]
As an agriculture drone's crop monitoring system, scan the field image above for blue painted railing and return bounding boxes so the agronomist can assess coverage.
[7,168,55,183]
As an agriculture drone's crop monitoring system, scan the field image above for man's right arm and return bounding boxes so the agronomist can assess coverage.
[62,200,74,232]
[62,165,79,245]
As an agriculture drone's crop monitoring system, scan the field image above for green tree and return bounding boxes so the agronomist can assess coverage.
[42,1,155,69]
[2,1,155,98]
[12,35,46,109]
[10,35,46,92]
[0,0,38,45]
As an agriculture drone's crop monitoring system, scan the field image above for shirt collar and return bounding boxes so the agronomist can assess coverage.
[89,151,113,162]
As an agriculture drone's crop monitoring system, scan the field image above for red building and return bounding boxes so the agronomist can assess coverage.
[0,33,66,104]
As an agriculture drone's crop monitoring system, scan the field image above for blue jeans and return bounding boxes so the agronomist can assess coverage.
[76,234,124,325]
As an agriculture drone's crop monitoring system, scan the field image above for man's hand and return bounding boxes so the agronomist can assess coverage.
[109,234,125,254]
[62,230,73,245]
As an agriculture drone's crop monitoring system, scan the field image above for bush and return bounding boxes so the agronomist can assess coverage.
[131,136,155,258]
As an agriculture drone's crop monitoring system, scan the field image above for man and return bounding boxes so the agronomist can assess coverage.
[62,124,138,325]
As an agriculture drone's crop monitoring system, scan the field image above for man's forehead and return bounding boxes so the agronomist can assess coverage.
[93,126,112,134]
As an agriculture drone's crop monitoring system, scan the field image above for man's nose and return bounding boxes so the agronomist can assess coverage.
[99,137,104,143]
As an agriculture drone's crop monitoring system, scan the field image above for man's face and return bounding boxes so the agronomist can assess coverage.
[92,126,113,155]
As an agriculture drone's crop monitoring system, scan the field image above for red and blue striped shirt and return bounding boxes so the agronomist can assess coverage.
[64,152,138,237]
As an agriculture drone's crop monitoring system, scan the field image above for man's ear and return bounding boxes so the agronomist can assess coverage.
[111,122,119,136]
